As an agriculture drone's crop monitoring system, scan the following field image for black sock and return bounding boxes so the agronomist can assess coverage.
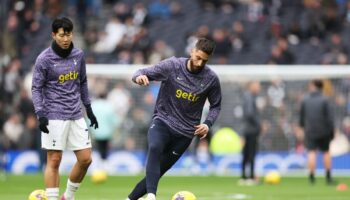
[326,170,331,181]
[309,172,315,183]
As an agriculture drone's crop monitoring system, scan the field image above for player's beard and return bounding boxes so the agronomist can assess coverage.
[188,59,203,73]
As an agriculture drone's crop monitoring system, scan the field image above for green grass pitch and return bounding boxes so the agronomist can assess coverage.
[0,174,349,200]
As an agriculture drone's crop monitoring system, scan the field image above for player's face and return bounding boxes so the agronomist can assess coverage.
[189,49,210,73]
[52,28,73,49]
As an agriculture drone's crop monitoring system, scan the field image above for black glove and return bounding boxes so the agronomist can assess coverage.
[39,116,49,133]
[86,104,98,129]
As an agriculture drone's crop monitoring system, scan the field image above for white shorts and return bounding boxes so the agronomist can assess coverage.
[41,118,92,151]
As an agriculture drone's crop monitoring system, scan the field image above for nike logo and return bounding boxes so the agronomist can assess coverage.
[176,77,183,81]
[172,151,179,156]
[150,124,155,129]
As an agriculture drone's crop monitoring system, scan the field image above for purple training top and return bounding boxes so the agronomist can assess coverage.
[132,56,222,138]
[31,47,90,120]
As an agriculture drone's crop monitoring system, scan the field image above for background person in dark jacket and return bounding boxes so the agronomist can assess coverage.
[299,80,335,184]
[240,81,261,185]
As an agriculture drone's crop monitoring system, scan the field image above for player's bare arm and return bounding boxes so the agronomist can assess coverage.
[135,75,150,86]
[194,124,209,139]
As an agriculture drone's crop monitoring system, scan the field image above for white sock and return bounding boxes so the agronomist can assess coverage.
[147,193,156,200]
[46,188,59,200]
[64,179,80,199]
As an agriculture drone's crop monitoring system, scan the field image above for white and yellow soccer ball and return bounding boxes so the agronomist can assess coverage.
[91,169,108,184]
[28,189,48,200]
[171,191,196,200]
[264,170,281,185]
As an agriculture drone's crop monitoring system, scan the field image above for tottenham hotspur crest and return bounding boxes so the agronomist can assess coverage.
[73,59,77,67]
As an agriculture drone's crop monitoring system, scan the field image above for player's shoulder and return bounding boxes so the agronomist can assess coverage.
[36,47,50,60]
[204,64,219,79]
[162,56,183,65]
[35,47,54,64]
[70,47,84,57]
[158,56,184,70]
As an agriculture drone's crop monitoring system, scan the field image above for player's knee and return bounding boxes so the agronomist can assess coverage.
[79,156,92,168]
[148,144,162,155]
[48,156,62,169]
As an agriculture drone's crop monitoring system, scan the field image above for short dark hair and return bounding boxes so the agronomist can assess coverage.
[195,38,216,55]
[52,17,73,33]
[312,79,323,90]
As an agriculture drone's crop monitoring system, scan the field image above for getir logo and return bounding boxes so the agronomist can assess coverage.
[175,89,200,102]
[58,71,79,84]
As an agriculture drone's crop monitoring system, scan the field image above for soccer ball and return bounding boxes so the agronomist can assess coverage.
[171,191,196,200]
[28,189,47,200]
[91,169,108,184]
[264,171,281,185]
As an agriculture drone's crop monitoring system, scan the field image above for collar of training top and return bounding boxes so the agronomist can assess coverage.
[51,41,74,58]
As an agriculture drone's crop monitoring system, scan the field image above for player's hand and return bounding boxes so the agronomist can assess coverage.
[194,124,209,139]
[39,116,49,133]
[135,75,149,86]
[86,105,99,129]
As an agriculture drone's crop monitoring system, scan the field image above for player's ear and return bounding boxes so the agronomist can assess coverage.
[190,48,195,57]
[51,32,56,40]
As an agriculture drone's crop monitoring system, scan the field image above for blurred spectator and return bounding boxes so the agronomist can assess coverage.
[341,116,350,141]
[299,79,335,184]
[267,79,285,108]
[277,37,295,64]
[91,92,119,165]
[229,21,250,53]
[301,0,326,42]
[286,21,304,45]
[107,82,132,121]
[323,6,342,34]
[93,17,126,53]
[131,27,151,60]
[148,0,171,20]
[21,114,39,150]
[17,89,35,121]
[114,2,131,23]
[322,33,348,64]
[132,3,149,26]
[148,40,175,64]
[211,28,232,64]
[3,58,21,104]
[3,113,24,149]
[3,11,19,58]
[267,45,284,64]
[240,81,261,184]
[247,0,265,22]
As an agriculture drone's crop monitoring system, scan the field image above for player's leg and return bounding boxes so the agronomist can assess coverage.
[97,140,109,160]
[305,137,317,184]
[159,133,192,175]
[307,150,317,183]
[63,148,92,199]
[126,134,192,200]
[145,120,172,197]
[320,137,333,184]
[248,135,258,180]
[127,119,171,200]
[241,135,249,180]
[45,150,63,200]
[42,120,69,200]
[62,118,92,200]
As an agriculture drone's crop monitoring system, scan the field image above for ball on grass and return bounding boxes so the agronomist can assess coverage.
[91,169,108,184]
[264,171,281,185]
